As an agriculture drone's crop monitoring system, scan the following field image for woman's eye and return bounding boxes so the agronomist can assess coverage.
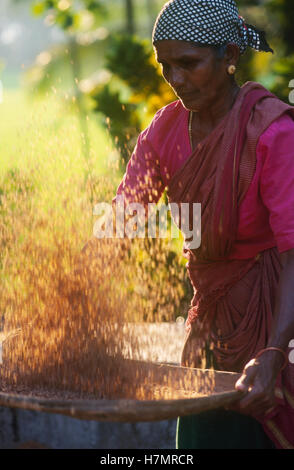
[182,61,198,69]
[161,63,170,72]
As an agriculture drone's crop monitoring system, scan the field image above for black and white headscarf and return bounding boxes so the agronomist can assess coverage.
[152,0,273,55]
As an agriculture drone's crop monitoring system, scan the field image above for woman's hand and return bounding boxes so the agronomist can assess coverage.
[232,249,294,418]
[233,350,284,417]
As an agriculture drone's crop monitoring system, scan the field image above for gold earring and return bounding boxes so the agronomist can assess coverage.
[228,65,236,75]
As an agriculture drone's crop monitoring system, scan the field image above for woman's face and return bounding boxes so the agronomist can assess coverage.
[154,40,231,112]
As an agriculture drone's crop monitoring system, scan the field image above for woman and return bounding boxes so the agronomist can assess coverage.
[113,0,294,448]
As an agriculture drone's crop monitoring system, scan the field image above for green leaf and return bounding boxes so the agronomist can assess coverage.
[56,11,74,30]
[45,0,56,8]
[31,1,46,16]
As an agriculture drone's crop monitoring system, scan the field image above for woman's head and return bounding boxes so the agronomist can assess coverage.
[154,40,239,111]
[153,0,273,111]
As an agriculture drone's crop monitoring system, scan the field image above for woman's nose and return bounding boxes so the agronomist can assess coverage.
[168,66,185,89]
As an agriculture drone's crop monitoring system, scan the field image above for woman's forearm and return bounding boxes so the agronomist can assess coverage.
[266,248,294,368]
[235,249,294,415]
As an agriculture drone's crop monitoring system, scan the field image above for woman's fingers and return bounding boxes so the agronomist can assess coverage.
[233,358,277,416]
[235,359,257,392]
[226,396,274,416]
[236,373,276,416]
[238,390,275,415]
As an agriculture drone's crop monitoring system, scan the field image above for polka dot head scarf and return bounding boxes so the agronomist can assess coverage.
[152,0,273,55]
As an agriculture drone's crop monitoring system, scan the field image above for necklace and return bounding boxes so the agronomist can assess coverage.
[188,110,194,151]
[188,86,240,152]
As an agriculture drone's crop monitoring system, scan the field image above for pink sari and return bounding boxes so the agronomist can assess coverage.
[168,82,294,448]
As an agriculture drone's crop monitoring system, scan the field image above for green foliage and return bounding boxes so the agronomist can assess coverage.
[267,0,294,55]
[32,0,74,31]
[31,0,106,31]
[81,0,105,15]
[32,1,46,15]
[105,35,161,95]
[91,84,141,168]
[236,49,256,85]
[88,34,174,170]
[258,0,294,102]
[271,54,294,102]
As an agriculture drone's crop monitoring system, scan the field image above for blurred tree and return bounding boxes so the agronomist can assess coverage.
[234,0,294,102]
[261,0,294,101]
[145,0,157,35]
[125,0,135,34]
[105,35,161,96]
[85,35,175,170]
[267,0,294,55]
[91,83,141,169]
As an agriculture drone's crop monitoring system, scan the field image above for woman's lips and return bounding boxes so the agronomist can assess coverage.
[178,91,199,100]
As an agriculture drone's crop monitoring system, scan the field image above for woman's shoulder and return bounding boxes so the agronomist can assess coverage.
[141,100,187,141]
[258,112,294,148]
[153,99,186,119]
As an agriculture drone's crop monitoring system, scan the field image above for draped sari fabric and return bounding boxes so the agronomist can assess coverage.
[167,82,294,448]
